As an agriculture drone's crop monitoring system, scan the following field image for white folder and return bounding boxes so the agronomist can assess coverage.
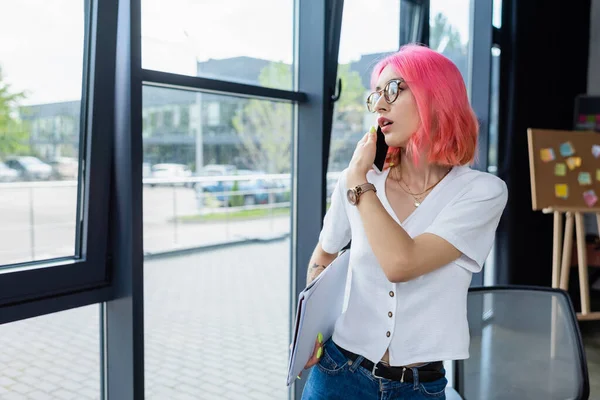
[286,249,351,386]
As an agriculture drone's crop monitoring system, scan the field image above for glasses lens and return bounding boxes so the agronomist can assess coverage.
[385,80,399,102]
[367,92,380,112]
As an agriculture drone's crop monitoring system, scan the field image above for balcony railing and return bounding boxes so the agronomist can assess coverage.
[0,172,341,265]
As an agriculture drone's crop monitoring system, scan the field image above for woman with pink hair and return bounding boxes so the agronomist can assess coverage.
[299,44,508,399]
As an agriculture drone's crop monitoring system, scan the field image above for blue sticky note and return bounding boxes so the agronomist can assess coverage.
[579,171,592,186]
[560,142,575,157]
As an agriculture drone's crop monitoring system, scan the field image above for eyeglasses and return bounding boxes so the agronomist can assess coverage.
[366,78,405,113]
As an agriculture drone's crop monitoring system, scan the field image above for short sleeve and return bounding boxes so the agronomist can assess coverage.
[319,169,352,254]
[424,175,508,273]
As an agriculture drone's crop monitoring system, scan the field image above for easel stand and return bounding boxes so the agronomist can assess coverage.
[545,207,600,320]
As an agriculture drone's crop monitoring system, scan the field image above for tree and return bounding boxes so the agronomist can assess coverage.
[232,62,292,173]
[429,13,465,54]
[232,62,366,173]
[0,66,29,158]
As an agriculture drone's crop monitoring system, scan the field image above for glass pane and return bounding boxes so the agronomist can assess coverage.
[429,0,471,83]
[0,305,100,399]
[141,0,294,90]
[142,86,292,252]
[488,47,501,175]
[0,1,86,265]
[143,87,293,400]
[328,0,401,199]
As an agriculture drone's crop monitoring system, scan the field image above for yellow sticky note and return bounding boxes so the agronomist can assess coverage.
[566,157,582,170]
[596,169,600,181]
[540,148,555,162]
[555,163,566,176]
[555,184,569,199]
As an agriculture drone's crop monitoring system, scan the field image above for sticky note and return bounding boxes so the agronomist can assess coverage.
[593,145,600,158]
[555,184,569,199]
[597,169,600,181]
[555,163,566,176]
[540,148,555,162]
[584,190,598,207]
[566,157,582,170]
[560,142,575,157]
[578,172,592,185]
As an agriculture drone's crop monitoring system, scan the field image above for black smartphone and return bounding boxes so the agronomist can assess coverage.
[373,126,388,173]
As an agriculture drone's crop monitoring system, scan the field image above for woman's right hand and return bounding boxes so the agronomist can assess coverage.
[298,332,324,378]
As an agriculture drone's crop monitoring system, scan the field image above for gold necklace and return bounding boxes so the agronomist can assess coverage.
[395,166,451,207]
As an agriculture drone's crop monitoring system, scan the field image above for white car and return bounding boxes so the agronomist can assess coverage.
[0,162,19,182]
[150,163,192,187]
[4,156,52,181]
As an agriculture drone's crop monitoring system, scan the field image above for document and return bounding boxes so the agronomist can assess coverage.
[286,250,350,386]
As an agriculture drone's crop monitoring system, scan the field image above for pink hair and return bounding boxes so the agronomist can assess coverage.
[370,44,479,167]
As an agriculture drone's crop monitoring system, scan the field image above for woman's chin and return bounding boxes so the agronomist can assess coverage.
[384,134,408,148]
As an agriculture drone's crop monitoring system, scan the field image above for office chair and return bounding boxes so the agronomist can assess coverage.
[446,286,590,400]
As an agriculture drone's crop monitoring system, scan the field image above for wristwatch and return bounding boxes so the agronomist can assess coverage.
[347,183,377,205]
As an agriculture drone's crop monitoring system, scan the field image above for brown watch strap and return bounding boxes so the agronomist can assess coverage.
[347,183,376,205]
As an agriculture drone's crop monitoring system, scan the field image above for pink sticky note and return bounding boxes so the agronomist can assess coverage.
[583,190,598,207]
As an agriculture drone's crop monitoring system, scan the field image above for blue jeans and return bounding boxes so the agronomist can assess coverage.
[301,338,448,400]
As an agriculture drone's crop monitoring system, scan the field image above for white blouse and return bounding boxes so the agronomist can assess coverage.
[318,165,508,366]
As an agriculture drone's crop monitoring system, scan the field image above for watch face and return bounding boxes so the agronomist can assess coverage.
[347,189,357,205]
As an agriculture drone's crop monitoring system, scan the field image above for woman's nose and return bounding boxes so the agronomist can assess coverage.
[375,94,388,113]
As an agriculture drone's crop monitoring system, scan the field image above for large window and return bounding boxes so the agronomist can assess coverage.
[0,0,116,312]
[430,0,471,85]
[143,85,294,400]
[141,0,299,396]
[328,0,402,185]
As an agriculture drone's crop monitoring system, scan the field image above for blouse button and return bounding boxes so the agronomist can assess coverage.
[386,331,391,337]
[388,311,393,318]
[389,291,395,297]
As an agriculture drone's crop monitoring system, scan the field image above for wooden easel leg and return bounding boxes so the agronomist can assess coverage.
[552,211,563,288]
[560,212,574,290]
[551,212,564,359]
[551,213,565,359]
[575,212,591,315]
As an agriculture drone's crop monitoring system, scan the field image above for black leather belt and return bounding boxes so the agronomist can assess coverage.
[334,342,445,383]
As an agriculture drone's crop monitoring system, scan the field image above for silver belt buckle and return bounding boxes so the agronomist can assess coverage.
[372,363,407,382]
[371,362,386,379]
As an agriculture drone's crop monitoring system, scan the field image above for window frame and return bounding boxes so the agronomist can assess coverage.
[0,0,118,318]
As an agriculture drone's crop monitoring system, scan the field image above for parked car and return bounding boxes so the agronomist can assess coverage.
[4,156,53,181]
[0,162,19,182]
[149,163,192,187]
[48,157,79,180]
[198,164,237,177]
[198,169,289,207]
[142,162,152,179]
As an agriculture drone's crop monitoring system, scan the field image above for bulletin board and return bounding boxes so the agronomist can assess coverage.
[527,128,600,211]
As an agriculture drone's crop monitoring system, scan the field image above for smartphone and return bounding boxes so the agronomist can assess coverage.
[373,126,388,173]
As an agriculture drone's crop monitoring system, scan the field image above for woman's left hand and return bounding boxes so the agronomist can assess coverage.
[347,127,377,187]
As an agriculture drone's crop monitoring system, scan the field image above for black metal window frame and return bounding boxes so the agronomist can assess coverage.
[0,0,118,322]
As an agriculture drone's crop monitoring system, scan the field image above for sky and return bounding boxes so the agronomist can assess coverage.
[0,0,501,106]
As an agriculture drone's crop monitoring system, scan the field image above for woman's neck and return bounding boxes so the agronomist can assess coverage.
[392,150,449,192]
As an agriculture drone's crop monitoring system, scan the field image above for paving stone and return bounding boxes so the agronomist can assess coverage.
[0,242,291,399]
[52,389,78,400]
